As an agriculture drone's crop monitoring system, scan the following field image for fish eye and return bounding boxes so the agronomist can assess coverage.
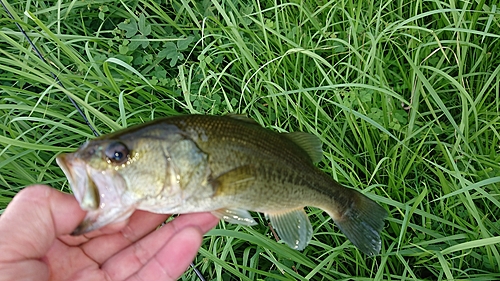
[104,142,129,165]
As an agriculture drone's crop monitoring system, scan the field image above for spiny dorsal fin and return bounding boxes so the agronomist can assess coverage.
[266,208,313,250]
[226,114,258,124]
[284,132,323,163]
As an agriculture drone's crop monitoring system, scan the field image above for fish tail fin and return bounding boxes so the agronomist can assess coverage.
[330,190,387,256]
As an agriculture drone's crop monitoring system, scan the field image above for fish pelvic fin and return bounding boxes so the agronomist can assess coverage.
[332,191,387,256]
[212,208,257,226]
[266,208,313,250]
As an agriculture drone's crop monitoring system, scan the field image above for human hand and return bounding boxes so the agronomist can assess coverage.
[0,185,219,281]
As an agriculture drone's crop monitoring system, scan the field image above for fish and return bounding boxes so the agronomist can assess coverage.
[56,114,387,255]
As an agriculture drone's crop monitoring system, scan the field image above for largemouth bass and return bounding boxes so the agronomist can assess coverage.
[56,114,387,255]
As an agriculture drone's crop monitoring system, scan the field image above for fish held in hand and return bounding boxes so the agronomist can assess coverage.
[56,114,387,255]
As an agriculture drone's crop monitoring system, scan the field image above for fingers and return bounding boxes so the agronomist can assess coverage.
[102,212,219,280]
[126,227,204,281]
[77,211,170,264]
[0,185,86,261]
[163,212,219,234]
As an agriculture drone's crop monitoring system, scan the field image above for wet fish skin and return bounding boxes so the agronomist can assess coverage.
[56,114,387,255]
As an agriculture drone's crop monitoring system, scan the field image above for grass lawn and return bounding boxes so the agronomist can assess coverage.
[1,0,500,280]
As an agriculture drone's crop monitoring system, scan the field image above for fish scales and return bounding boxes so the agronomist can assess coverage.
[162,116,341,210]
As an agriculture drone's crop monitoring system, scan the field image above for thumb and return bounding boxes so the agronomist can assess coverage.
[0,185,86,261]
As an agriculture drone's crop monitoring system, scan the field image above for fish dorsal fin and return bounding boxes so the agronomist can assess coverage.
[284,132,323,163]
[212,208,257,226]
[227,114,258,124]
[266,208,313,250]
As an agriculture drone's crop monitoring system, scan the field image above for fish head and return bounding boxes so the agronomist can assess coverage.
[56,124,186,235]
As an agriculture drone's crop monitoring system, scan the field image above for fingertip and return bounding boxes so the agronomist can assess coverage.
[196,212,220,231]
[128,226,205,281]
[172,212,220,234]
[160,226,204,279]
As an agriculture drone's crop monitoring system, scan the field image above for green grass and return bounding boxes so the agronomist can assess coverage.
[1,0,500,279]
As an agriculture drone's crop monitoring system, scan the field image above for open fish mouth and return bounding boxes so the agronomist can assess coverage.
[56,153,137,235]
[57,154,100,211]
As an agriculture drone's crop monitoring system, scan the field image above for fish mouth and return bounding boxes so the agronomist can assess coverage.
[56,153,136,235]
[56,154,100,211]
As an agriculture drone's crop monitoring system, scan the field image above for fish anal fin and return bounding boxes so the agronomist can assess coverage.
[266,208,313,250]
[332,191,387,256]
[284,132,323,163]
[212,208,257,226]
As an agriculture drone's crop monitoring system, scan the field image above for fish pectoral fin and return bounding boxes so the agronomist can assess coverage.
[266,208,313,250]
[284,132,323,163]
[210,168,258,226]
[211,165,255,196]
[212,208,257,226]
